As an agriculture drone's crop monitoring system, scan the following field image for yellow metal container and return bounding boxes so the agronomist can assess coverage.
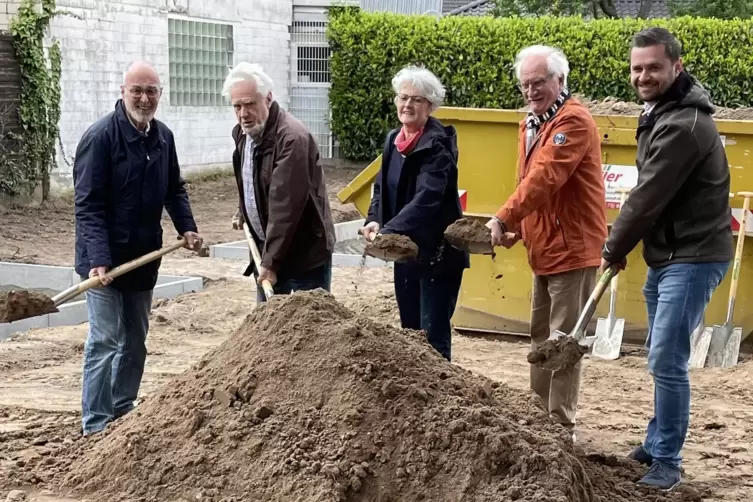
[337,107,753,344]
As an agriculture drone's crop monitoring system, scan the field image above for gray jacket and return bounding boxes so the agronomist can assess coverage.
[603,71,733,267]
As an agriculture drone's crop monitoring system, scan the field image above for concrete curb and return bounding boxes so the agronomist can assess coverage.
[210,219,394,269]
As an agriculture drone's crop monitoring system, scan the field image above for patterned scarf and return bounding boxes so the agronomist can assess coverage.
[525,88,571,154]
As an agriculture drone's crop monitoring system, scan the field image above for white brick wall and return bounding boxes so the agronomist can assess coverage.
[43,0,293,189]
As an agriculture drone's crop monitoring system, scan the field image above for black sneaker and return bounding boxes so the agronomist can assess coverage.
[638,461,682,491]
[628,445,653,466]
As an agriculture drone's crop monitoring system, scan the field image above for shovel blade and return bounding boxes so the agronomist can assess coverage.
[591,317,625,360]
[547,328,567,341]
[688,325,712,369]
[445,235,494,255]
[706,325,731,368]
[547,328,594,348]
[363,247,416,263]
[720,327,743,369]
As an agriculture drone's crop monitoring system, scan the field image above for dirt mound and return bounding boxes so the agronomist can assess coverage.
[0,290,57,324]
[364,233,418,262]
[573,94,753,120]
[14,291,700,502]
[528,336,589,372]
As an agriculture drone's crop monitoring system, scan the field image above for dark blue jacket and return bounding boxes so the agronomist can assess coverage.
[366,116,469,273]
[73,99,198,291]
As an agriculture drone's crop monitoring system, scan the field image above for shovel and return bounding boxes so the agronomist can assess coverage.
[689,192,735,369]
[592,188,630,360]
[706,191,753,368]
[444,217,495,255]
[0,238,189,324]
[363,231,419,263]
[527,265,620,372]
[242,223,275,300]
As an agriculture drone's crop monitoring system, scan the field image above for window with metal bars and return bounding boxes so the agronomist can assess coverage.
[168,18,234,107]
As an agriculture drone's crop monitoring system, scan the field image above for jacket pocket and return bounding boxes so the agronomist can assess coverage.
[556,216,569,251]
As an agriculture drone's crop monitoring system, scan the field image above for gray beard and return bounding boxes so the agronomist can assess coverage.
[244,122,265,142]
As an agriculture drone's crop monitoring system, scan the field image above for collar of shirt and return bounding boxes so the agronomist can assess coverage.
[643,101,657,115]
[127,112,151,136]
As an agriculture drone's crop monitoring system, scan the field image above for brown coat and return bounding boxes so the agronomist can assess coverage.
[494,98,607,276]
[232,101,335,275]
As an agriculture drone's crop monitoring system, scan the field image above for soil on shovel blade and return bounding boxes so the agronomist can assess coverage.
[444,217,492,247]
[9,290,701,502]
[527,336,589,372]
[0,289,57,323]
[364,232,418,261]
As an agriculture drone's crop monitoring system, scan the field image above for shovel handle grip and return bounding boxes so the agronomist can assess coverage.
[242,223,275,300]
[51,239,188,306]
[572,265,619,338]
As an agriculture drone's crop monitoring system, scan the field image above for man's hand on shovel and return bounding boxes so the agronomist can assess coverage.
[88,266,113,286]
[181,231,204,252]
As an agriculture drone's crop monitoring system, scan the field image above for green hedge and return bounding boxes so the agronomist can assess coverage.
[327,8,753,161]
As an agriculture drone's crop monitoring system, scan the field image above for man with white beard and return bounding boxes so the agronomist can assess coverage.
[73,60,203,436]
[224,62,335,302]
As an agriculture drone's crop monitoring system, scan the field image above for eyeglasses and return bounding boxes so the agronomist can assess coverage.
[127,86,162,98]
[396,93,428,105]
[518,74,553,93]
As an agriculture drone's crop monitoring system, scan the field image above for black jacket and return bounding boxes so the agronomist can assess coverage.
[603,72,733,267]
[73,99,198,291]
[366,116,469,273]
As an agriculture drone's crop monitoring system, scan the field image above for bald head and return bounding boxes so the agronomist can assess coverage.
[120,60,162,131]
[123,61,158,85]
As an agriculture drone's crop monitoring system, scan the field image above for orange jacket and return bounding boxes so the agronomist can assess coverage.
[495,98,607,276]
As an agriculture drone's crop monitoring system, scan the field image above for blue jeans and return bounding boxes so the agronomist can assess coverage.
[642,261,729,467]
[393,263,464,361]
[80,283,153,435]
[255,259,332,304]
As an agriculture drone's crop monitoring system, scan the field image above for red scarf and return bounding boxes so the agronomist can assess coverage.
[394,125,424,154]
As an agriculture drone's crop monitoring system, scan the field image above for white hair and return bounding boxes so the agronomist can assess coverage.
[513,45,570,87]
[391,65,446,112]
[221,62,275,99]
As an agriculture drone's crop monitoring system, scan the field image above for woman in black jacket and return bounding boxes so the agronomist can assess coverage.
[360,65,469,362]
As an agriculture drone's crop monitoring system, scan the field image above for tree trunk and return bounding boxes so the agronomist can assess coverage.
[637,0,653,18]
[598,0,619,17]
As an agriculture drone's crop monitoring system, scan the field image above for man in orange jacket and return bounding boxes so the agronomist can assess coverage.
[487,45,608,437]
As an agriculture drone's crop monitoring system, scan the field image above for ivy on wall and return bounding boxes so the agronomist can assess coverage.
[3,0,63,198]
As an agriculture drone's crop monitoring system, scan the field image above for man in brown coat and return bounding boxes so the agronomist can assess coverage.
[486,45,608,437]
[222,62,335,302]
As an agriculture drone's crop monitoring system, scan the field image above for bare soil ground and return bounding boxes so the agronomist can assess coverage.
[0,170,751,501]
[0,166,362,267]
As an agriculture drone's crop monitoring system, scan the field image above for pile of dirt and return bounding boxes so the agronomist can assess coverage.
[364,233,418,262]
[527,336,589,372]
[444,217,493,254]
[0,290,57,324]
[13,291,701,502]
[573,94,753,120]
[576,95,644,116]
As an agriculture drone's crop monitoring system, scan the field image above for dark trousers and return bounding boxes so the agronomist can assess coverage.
[255,259,332,304]
[393,263,464,361]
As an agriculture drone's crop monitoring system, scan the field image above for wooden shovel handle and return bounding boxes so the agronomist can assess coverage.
[51,238,188,305]
[572,264,619,338]
[242,223,275,300]
[724,192,753,323]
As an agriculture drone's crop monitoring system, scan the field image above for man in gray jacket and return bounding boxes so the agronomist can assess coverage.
[600,27,733,490]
